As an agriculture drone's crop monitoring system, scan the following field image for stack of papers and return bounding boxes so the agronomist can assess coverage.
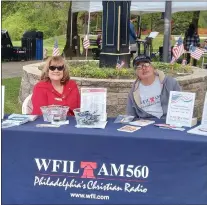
[8,114,38,121]
[117,125,141,133]
[187,125,207,136]
[2,114,37,129]
[2,116,30,128]
[129,119,155,127]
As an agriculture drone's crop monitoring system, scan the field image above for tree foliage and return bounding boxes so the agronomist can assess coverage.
[2,1,207,42]
[2,1,70,40]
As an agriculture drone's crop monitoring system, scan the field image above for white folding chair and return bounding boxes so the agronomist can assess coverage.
[22,94,33,114]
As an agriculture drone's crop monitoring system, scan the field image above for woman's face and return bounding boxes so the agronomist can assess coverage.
[136,62,154,80]
[48,60,64,82]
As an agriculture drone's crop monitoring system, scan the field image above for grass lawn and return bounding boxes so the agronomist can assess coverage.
[2,77,22,114]
[12,34,206,58]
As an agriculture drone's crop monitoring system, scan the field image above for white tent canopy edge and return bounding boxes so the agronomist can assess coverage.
[72,1,207,13]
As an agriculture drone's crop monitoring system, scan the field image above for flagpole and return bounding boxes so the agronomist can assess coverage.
[70,2,73,60]
[86,7,91,60]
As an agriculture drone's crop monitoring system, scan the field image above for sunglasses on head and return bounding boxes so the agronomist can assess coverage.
[49,65,65,71]
[137,63,150,70]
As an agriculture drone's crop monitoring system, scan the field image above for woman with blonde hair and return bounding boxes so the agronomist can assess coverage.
[31,56,80,115]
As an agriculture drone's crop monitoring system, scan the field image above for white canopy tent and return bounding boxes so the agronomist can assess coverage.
[72,1,207,62]
[72,1,207,14]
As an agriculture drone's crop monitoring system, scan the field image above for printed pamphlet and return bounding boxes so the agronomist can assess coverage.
[129,119,155,127]
[117,125,141,133]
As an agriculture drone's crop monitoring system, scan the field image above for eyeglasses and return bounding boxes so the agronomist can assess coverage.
[49,65,65,71]
[136,63,150,70]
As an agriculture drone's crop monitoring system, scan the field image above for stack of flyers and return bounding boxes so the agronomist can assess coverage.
[2,116,30,129]
[2,120,19,129]
[8,114,38,121]
[129,119,155,127]
[7,116,29,125]
[117,125,141,133]
[114,115,134,124]
[154,123,185,131]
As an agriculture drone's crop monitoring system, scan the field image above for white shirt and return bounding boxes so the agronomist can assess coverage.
[139,76,163,119]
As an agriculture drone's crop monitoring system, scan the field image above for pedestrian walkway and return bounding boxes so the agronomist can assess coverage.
[2,60,41,79]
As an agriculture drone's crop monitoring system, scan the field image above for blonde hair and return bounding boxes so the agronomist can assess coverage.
[41,56,70,85]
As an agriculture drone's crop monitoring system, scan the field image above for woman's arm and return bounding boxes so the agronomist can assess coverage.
[31,85,48,115]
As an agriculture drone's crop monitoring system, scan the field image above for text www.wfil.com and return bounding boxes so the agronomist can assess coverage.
[70,193,109,200]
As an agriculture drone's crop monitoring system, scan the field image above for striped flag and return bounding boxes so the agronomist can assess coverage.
[83,35,90,49]
[171,37,185,63]
[189,45,204,60]
[52,39,60,56]
[116,60,125,69]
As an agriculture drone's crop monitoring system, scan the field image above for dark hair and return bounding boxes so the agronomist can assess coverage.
[186,23,196,37]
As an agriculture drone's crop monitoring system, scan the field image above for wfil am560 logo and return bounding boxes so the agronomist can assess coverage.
[34,158,149,195]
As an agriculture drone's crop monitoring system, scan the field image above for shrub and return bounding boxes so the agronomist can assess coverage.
[68,61,192,79]
[39,61,193,79]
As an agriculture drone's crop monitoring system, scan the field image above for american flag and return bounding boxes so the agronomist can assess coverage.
[171,37,185,63]
[116,60,125,69]
[83,35,90,49]
[189,45,204,60]
[52,39,60,56]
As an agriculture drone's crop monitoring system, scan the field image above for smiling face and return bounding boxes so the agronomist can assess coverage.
[136,62,155,80]
[48,60,65,83]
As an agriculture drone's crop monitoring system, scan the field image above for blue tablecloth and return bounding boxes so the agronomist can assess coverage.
[2,116,207,204]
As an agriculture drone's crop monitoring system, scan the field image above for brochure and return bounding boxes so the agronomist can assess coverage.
[187,126,207,136]
[129,119,155,127]
[2,120,19,129]
[8,114,38,121]
[201,92,207,128]
[117,125,141,133]
[2,118,29,128]
[187,92,207,136]
[2,86,5,119]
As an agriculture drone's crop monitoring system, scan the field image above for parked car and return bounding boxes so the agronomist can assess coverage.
[2,29,27,61]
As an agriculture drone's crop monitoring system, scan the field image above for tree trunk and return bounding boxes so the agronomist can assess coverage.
[72,12,80,57]
[192,11,200,33]
[63,2,73,58]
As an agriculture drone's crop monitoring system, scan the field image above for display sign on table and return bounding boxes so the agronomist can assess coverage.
[188,92,207,136]
[166,91,195,127]
[2,86,5,119]
[81,88,107,121]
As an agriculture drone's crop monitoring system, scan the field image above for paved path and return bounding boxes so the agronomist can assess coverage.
[2,60,42,79]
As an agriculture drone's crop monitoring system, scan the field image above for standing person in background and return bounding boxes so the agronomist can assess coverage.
[129,18,137,58]
[184,23,200,66]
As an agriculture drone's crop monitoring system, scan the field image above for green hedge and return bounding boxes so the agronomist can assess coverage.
[68,62,192,79]
[39,61,192,79]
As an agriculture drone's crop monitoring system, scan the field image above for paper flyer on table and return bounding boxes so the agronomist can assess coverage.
[81,88,107,121]
[166,91,195,127]
[188,92,207,136]
[187,126,207,136]
[201,92,207,128]
[2,86,5,119]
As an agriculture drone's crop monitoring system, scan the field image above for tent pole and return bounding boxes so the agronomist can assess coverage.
[70,2,73,60]
[163,1,172,63]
